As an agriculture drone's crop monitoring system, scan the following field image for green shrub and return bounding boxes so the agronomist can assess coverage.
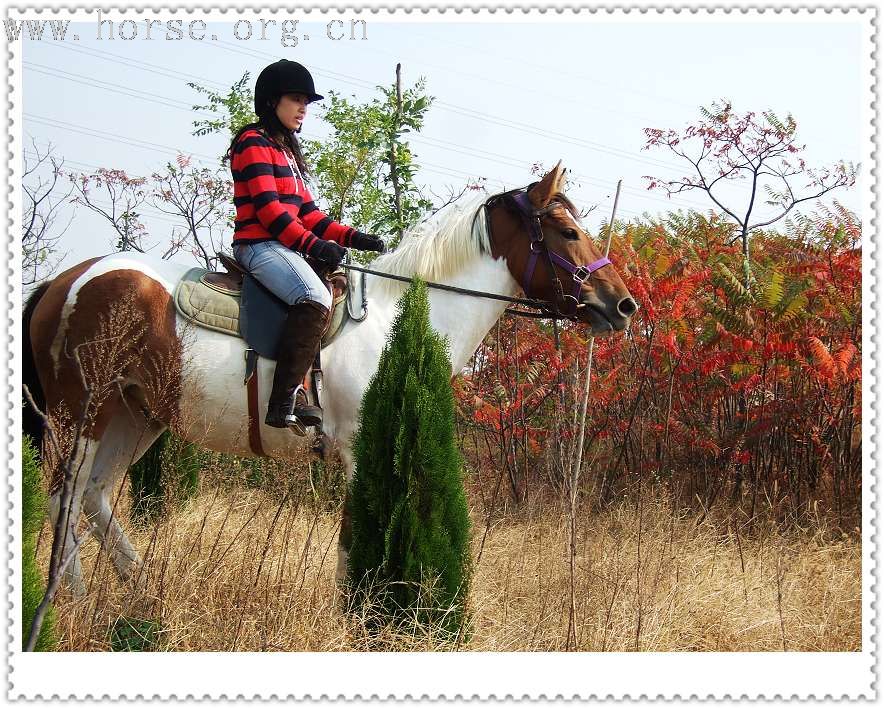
[22,435,55,651]
[130,430,200,525]
[109,616,163,651]
[348,278,471,637]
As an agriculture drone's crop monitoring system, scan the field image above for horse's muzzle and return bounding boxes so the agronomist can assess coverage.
[577,297,635,335]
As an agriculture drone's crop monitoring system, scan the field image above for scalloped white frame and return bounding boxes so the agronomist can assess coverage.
[3,4,876,700]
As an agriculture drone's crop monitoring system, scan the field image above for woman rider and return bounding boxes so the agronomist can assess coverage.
[225,60,386,430]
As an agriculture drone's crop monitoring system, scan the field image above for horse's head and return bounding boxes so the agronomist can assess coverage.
[486,162,638,335]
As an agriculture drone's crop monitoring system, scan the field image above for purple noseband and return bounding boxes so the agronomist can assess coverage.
[512,192,611,314]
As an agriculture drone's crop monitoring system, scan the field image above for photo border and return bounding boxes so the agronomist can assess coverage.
[3,4,876,700]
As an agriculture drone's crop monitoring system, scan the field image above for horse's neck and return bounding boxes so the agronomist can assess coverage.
[365,254,518,373]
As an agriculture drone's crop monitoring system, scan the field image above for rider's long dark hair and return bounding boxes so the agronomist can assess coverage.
[224,108,310,178]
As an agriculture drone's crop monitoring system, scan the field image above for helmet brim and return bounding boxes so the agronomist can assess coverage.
[281,89,324,103]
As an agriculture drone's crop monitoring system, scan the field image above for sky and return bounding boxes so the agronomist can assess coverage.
[17,11,868,273]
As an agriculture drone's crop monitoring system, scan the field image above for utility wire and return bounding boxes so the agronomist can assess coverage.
[402,27,699,112]
[27,61,705,212]
[204,36,685,172]
[23,63,219,120]
[38,41,229,89]
[26,113,221,163]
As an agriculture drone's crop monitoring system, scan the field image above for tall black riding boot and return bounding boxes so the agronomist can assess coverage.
[265,300,330,430]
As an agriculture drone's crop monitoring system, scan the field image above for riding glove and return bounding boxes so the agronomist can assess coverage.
[351,232,387,253]
[307,239,347,269]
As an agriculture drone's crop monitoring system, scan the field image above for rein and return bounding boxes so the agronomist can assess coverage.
[335,185,612,322]
[336,262,572,320]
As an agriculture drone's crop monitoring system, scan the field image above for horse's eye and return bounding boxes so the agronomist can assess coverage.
[562,228,579,240]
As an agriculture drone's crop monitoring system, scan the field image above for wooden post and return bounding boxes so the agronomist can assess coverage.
[565,179,622,650]
[389,63,404,243]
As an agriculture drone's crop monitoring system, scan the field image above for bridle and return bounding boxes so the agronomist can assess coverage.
[491,188,612,319]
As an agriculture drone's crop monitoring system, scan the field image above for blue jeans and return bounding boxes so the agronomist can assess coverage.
[233,241,332,310]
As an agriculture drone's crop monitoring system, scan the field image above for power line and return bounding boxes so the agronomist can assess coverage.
[406,131,710,210]
[26,113,221,163]
[204,37,685,173]
[29,32,800,220]
[27,54,718,221]
[23,62,219,119]
[34,41,229,90]
[359,42,667,125]
[23,116,686,225]
[29,44,693,196]
[402,28,699,112]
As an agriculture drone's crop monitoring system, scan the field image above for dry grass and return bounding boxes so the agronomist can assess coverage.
[45,477,861,652]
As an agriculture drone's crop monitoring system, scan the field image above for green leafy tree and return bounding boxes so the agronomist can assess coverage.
[299,91,389,241]
[22,435,56,651]
[301,77,434,254]
[189,73,256,145]
[190,71,435,257]
[375,77,435,247]
[348,279,471,636]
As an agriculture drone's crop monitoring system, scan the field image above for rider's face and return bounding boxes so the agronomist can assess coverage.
[275,93,309,132]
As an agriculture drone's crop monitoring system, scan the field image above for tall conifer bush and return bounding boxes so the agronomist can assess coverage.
[22,435,55,650]
[348,278,471,635]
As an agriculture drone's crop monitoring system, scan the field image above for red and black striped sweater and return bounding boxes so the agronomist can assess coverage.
[230,128,357,253]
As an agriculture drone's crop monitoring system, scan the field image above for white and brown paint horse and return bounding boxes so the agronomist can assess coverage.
[23,164,637,596]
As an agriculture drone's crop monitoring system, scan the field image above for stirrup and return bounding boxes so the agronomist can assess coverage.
[293,405,322,428]
[265,401,307,436]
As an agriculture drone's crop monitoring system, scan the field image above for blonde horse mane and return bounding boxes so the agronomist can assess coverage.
[369,190,493,296]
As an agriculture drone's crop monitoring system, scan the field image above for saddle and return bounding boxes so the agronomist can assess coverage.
[174,253,367,457]
[174,252,366,359]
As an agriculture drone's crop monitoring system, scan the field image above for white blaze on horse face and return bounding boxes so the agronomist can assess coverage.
[49,255,181,378]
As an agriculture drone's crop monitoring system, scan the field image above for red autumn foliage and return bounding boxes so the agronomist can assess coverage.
[455,205,861,525]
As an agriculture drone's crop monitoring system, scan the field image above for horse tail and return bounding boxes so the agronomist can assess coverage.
[22,282,51,452]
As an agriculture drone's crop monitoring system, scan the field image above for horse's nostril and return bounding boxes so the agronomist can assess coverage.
[618,297,638,318]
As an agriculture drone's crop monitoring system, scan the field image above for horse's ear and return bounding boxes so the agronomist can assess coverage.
[529,161,566,208]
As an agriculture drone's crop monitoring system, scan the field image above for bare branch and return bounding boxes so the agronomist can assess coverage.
[22,141,74,285]
[644,101,858,285]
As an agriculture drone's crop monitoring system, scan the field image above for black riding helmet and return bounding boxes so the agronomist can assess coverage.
[254,60,324,117]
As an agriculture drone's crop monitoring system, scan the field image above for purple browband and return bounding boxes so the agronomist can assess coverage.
[512,192,611,314]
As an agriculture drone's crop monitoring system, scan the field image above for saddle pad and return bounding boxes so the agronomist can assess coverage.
[174,267,241,337]
[239,274,288,358]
